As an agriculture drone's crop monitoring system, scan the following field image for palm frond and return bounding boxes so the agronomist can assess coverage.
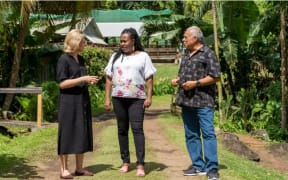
[192,1,211,19]
[222,37,238,69]
[32,1,102,15]
[247,3,280,47]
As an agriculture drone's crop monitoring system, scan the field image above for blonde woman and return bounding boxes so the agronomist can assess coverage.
[56,29,99,179]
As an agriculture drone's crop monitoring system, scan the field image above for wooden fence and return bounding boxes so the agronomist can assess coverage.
[145,47,178,63]
[0,87,42,128]
[107,46,179,63]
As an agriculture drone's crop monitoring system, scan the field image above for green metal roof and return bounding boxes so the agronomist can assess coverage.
[91,9,171,22]
[30,8,171,22]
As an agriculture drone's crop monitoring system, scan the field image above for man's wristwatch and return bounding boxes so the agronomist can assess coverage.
[196,80,201,87]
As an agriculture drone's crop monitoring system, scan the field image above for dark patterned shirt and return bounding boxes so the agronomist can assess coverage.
[176,45,221,108]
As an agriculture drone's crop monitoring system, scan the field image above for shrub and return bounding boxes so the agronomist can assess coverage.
[80,46,112,89]
[13,46,112,122]
[153,77,176,96]
[41,81,59,122]
[80,46,111,114]
[88,85,105,114]
[15,81,59,122]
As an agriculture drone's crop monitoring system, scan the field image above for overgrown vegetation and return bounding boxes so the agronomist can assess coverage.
[1,95,287,179]
[12,61,288,141]
[1,1,288,141]
[14,46,111,122]
[155,95,288,180]
[81,46,111,114]
[14,81,58,122]
[155,65,288,142]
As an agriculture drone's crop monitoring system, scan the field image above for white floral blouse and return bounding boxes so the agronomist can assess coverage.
[104,51,157,99]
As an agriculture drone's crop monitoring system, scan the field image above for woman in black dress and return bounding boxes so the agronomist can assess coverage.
[56,29,99,179]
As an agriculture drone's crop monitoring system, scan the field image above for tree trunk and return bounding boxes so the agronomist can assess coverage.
[280,5,287,129]
[69,12,77,30]
[2,1,31,110]
[212,0,224,124]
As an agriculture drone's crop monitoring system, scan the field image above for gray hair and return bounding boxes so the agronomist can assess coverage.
[187,26,204,43]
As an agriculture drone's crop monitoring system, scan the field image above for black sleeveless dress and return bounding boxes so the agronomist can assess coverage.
[56,53,93,154]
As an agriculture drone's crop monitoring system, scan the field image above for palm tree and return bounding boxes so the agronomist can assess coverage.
[1,1,105,110]
[141,1,212,47]
[2,1,33,111]
[212,0,224,124]
[216,1,259,96]
[280,3,287,129]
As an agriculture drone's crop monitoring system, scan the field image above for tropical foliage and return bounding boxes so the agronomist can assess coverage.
[0,1,288,141]
[80,46,111,114]
[140,1,288,140]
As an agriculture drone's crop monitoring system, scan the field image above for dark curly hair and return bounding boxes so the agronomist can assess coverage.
[111,28,144,70]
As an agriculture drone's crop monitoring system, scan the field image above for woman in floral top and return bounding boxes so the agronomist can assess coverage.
[104,27,156,177]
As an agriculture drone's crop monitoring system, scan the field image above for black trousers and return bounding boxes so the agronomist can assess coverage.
[112,97,145,166]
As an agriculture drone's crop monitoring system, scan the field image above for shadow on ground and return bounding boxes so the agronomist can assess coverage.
[0,154,44,179]
[84,164,113,174]
[85,162,167,175]
[93,112,115,122]
[93,108,171,121]
[145,109,171,119]
[144,161,168,175]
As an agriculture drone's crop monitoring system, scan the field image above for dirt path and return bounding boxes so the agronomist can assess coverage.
[23,104,288,179]
[30,104,206,180]
[144,108,205,180]
[236,134,288,173]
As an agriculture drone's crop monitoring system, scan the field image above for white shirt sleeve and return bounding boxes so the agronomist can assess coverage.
[144,52,157,79]
[104,53,116,77]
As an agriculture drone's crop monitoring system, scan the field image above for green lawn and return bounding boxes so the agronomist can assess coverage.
[154,64,179,81]
[90,121,167,180]
[0,66,287,179]
[0,127,57,178]
[1,96,288,179]
[154,95,288,180]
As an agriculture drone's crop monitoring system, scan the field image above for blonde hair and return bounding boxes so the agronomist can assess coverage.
[64,29,85,53]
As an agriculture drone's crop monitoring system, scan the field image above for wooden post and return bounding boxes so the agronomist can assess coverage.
[37,93,42,128]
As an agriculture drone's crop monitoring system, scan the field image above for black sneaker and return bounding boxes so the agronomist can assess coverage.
[183,167,206,176]
[207,169,220,180]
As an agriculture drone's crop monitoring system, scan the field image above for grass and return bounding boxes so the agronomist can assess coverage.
[159,114,288,179]
[0,127,57,178]
[156,95,288,180]
[93,106,106,116]
[89,121,167,180]
[151,95,173,108]
[154,64,178,81]
[0,94,287,179]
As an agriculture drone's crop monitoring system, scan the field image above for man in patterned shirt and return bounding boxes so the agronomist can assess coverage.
[171,26,221,180]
